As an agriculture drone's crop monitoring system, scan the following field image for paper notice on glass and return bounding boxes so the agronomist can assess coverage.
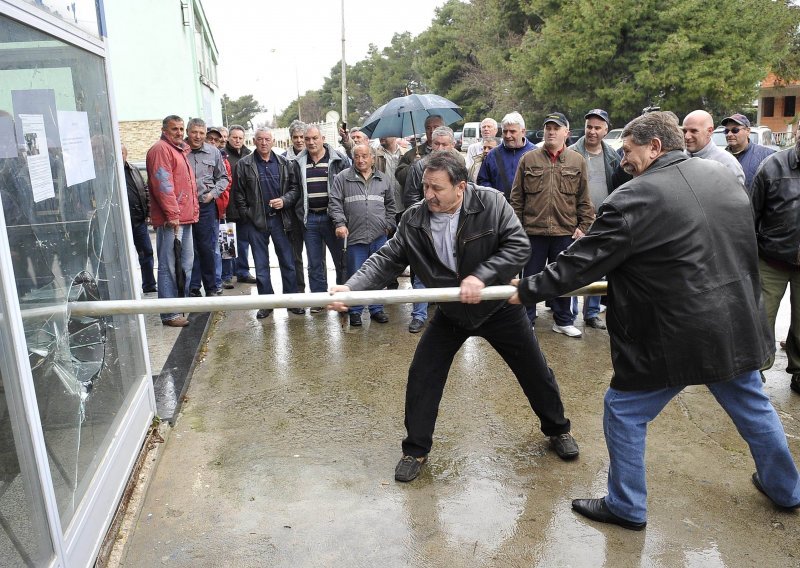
[19,114,55,202]
[57,110,96,186]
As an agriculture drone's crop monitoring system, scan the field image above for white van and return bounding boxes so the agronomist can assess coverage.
[462,122,481,150]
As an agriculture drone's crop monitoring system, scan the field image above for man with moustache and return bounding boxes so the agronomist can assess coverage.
[328,152,578,482]
[512,111,799,530]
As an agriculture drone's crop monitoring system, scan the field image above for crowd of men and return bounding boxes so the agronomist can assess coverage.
[126,105,799,529]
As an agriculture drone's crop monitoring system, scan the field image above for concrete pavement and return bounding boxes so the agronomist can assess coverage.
[115,273,799,567]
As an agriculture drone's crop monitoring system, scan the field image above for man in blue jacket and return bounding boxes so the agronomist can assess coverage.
[723,113,775,189]
[477,111,535,199]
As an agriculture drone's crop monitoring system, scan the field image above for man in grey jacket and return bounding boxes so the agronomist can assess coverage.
[329,144,396,326]
[185,117,229,297]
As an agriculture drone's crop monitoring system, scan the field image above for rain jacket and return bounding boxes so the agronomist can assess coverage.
[146,134,198,227]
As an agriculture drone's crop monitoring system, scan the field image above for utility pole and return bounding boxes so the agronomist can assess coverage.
[341,0,347,126]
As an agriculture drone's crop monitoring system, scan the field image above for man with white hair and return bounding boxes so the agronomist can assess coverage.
[465,117,499,169]
[682,110,745,186]
[477,112,535,199]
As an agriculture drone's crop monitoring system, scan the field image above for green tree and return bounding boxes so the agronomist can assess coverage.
[513,0,800,125]
[221,94,265,127]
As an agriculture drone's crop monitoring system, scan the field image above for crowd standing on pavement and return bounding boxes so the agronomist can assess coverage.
[129,101,799,528]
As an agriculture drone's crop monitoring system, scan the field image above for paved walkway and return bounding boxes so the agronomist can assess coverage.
[117,274,799,567]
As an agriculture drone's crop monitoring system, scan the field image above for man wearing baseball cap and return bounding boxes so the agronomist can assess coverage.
[722,113,775,189]
[510,112,594,337]
[569,109,621,330]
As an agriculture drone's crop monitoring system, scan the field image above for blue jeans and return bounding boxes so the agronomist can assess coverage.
[190,201,219,293]
[524,235,575,326]
[572,295,602,320]
[245,216,298,295]
[131,221,156,291]
[221,257,234,282]
[412,275,428,321]
[156,224,194,322]
[235,222,253,278]
[347,235,387,315]
[603,370,800,523]
[303,211,344,293]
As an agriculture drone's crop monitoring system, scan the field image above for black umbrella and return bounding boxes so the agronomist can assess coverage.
[359,93,463,141]
[173,229,186,298]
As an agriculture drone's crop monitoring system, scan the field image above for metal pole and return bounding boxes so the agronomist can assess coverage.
[19,283,607,320]
[340,0,347,126]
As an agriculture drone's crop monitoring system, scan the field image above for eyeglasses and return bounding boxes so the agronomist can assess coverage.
[724,127,746,134]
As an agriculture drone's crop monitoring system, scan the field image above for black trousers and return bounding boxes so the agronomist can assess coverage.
[402,303,571,457]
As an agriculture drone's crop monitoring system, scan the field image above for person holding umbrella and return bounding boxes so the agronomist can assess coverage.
[329,143,396,326]
[146,114,199,327]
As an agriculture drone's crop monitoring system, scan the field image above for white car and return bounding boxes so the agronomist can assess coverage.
[604,128,624,151]
[712,125,780,151]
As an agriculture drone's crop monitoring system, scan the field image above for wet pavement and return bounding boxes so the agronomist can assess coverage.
[118,271,799,567]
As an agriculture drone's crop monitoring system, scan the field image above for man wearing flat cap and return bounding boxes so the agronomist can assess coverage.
[569,109,620,330]
[723,113,775,189]
[510,112,594,338]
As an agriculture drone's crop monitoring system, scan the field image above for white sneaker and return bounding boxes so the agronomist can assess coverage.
[552,323,582,338]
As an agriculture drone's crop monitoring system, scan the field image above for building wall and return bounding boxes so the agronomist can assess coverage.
[105,0,221,140]
[119,120,162,163]
[758,73,799,136]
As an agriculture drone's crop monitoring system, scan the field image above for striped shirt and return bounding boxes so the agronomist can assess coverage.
[306,149,330,211]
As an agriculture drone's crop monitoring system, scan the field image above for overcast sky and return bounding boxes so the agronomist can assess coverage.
[202,0,448,122]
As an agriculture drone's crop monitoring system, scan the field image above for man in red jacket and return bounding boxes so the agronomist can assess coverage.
[146,115,199,327]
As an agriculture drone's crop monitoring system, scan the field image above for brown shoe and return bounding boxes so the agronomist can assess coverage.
[162,316,189,327]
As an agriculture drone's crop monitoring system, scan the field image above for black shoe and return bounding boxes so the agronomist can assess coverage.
[142,286,158,293]
[572,498,646,531]
[395,455,427,482]
[189,289,202,297]
[550,432,579,460]
[289,307,306,315]
[222,279,235,289]
[370,311,389,323]
[238,274,257,284]
[256,309,273,319]
[752,472,800,510]
[791,374,800,395]
[585,317,606,330]
[349,312,362,326]
[408,318,425,334]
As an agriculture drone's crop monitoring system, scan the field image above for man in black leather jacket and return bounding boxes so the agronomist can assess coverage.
[234,128,303,319]
[750,131,800,396]
[512,112,799,530]
[328,152,578,483]
[123,144,156,293]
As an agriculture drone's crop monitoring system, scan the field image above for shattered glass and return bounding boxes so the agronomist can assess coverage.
[0,11,148,542]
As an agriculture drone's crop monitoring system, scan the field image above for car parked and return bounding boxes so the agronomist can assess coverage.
[604,128,624,151]
[712,125,779,151]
